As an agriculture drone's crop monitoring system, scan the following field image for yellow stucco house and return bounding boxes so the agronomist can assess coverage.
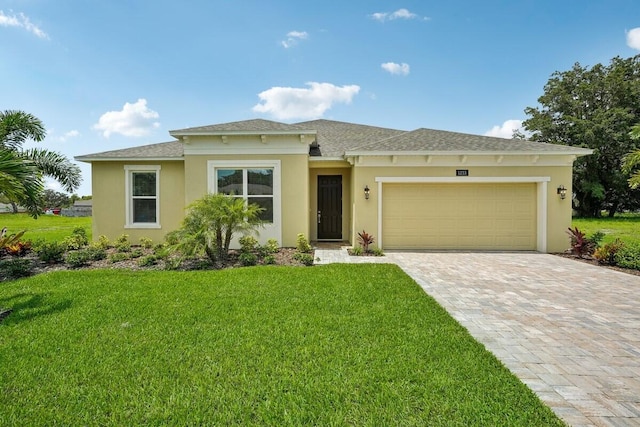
[76,119,592,252]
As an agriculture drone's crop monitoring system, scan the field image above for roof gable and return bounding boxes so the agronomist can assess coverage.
[170,119,316,136]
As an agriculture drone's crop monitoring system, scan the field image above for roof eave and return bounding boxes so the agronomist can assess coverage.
[169,130,317,137]
[344,149,593,157]
[74,156,184,163]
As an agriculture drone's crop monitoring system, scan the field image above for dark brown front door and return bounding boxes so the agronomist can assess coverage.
[317,175,342,239]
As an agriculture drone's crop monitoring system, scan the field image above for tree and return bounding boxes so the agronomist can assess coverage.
[622,124,640,189]
[167,193,263,264]
[42,189,71,208]
[523,55,640,217]
[0,110,81,216]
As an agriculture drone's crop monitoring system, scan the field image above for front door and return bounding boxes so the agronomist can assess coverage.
[317,175,342,239]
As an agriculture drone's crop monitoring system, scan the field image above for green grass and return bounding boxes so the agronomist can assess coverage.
[0,265,563,426]
[0,213,91,242]
[572,213,640,245]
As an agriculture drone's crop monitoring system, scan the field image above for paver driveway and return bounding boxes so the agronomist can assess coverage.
[384,252,640,427]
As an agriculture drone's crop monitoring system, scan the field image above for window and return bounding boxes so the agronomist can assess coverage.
[125,165,160,228]
[216,168,274,222]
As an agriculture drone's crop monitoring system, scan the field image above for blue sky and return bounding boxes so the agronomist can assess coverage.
[2,0,640,196]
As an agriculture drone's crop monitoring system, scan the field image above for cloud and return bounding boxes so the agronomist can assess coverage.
[381,62,410,76]
[58,129,80,142]
[93,99,160,138]
[0,10,48,39]
[370,8,429,23]
[484,119,525,139]
[627,28,640,50]
[252,82,360,120]
[281,30,308,48]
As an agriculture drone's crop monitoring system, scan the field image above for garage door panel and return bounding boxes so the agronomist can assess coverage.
[382,183,536,250]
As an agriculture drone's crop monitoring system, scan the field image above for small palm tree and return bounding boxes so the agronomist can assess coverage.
[0,110,81,216]
[622,124,640,189]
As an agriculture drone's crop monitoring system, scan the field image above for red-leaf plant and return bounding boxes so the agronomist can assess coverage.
[357,230,375,253]
[566,226,595,258]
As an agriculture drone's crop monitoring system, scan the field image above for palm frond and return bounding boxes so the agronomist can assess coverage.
[0,110,46,150]
[22,148,82,192]
[0,149,44,216]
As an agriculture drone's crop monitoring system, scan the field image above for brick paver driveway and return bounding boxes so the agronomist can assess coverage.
[385,252,640,427]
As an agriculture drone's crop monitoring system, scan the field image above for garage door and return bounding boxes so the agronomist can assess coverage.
[382,183,536,250]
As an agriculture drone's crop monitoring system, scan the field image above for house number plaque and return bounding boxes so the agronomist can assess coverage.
[456,169,469,176]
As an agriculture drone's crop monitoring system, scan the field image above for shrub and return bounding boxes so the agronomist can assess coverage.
[614,243,640,270]
[0,230,26,255]
[96,235,111,249]
[296,233,312,253]
[350,246,363,256]
[264,239,279,254]
[63,227,89,250]
[139,237,153,249]
[594,239,625,265]
[35,241,66,264]
[371,247,384,257]
[65,250,91,268]
[589,231,605,248]
[5,240,31,256]
[108,252,131,263]
[115,241,131,253]
[153,244,170,260]
[357,230,375,253]
[85,246,106,261]
[293,252,314,266]
[0,258,34,279]
[566,227,596,258]
[263,254,276,265]
[138,255,158,267]
[115,234,129,246]
[239,252,258,266]
[239,235,259,253]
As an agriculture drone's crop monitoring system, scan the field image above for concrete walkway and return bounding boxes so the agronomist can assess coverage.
[315,248,640,427]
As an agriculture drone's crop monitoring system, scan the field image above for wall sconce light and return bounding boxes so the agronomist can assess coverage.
[364,185,370,200]
[557,185,567,200]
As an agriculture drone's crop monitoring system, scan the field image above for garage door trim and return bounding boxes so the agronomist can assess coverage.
[375,176,551,252]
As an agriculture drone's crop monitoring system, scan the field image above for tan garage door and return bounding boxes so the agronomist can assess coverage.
[382,183,536,250]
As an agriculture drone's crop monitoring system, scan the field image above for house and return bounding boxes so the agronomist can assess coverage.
[61,199,93,217]
[75,119,592,253]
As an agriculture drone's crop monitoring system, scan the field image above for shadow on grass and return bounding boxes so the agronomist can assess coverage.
[0,292,71,325]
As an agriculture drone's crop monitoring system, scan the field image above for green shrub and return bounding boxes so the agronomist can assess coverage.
[239,252,258,266]
[293,252,314,266]
[371,247,384,256]
[138,255,158,267]
[130,248,144,258]
[296,233,312,253]
[85,246,107,261]
[614,243,640,270]
[115,234,129,245]
[239,235,259,253]
[594,239,624,265]
[589,231,605,248]
[108,252,131,263]
[96,235,111,249]
[139,237,153,249]
[264,239,279,254]
[35,241,66,264]
[63,227,89,250]
[153,244,170,260]
[115,241,131,253]
[263,254,276,265]
[65,250,91,268]
[350,246,363,256]
[0,258,34,279]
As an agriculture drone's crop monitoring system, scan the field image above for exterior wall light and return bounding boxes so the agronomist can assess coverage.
[557,185,567,200]
[364,185,370,200]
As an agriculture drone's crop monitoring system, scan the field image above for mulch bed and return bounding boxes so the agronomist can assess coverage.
[554,252,640,277]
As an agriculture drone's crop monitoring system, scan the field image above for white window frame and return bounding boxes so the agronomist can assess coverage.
[124,165,161,229]
[208,160,281,245]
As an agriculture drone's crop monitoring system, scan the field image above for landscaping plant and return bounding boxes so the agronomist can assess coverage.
[357,230,375,253]
[566,226,596,258]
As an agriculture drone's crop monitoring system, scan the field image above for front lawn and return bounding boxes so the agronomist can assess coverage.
[0,265,563,426]
[0,213,91,242]
[572,213,640,245]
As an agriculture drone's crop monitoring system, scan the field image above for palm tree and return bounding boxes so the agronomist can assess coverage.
[0,110,81,216]
[622,124,640,189]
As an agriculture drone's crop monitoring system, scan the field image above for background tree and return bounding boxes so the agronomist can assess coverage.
[42,189,72,208]
[523,55,640,217]
[0,110,81,216]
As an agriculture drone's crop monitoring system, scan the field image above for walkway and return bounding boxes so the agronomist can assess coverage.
[314,248,640,427]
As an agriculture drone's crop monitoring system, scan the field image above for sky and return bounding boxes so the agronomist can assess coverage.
[2,0,640,196]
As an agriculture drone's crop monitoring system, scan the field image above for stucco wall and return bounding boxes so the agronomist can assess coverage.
[91,161,185,243]
[351,164,574,253]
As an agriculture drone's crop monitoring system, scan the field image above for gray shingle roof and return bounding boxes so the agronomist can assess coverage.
[170,119,315,135]
[76,119,592,161]
[75,141,183,161]
[294,119,405,157]
[347,128,592,155]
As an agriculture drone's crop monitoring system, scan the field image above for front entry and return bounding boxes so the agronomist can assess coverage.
[317,175,342,239]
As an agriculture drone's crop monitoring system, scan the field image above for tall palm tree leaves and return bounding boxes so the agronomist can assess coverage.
[23,148,81,192]
[623,124,640,189]
[0,110,46,151]
[0,150,44,216]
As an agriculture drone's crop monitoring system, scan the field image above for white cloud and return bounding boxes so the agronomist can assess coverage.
[370,8,428,22]
[93,99,160,138]
[381,62,410,76]
[252,82,360,120]
[0,10,48,39]
[281,30,308,48]
[627,28,640,50]
[485,119,525,139]
[50,129,80,142]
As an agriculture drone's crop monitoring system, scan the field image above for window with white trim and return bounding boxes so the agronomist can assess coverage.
[125,165,161,228]
[216,168,274,222]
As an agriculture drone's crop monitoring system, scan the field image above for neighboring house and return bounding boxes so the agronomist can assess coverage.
[61,199,93,217]
[75,119,592,253]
